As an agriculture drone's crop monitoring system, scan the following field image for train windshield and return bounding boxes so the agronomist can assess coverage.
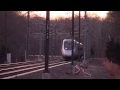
[64,41,72,50]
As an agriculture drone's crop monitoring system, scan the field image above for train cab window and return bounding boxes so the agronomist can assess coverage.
[64,41,72,50]
[78,45,83,50]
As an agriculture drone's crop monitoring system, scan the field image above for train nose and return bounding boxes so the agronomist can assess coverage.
[64,50,72,56]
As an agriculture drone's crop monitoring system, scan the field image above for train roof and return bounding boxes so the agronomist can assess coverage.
[63,38,78,40]
[63,39,83,44]
[63,39,83,45]
[63,39,72,41]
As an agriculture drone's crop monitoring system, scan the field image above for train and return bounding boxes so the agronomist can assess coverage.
[61,39,84,61]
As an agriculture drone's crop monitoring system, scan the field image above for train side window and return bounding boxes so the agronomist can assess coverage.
[80,48,83,50]
[78,46,83,50]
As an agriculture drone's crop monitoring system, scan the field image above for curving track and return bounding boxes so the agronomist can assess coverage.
[0,59,70,79]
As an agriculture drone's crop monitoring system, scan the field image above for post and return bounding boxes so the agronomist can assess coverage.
[26,11,30,62]
[54,21,57,58]
[83,11,87,65]
[79,11,81,43]
[25,50,26,62]
[44,11,50,73]
[71,11,74,65]
[42,11,50,79]
[5,11,7,63]
[78,11,81,61]
[7,53,11,63]
[40,33,42,60]
[71,11,76,74]
[51,31,54,60]
[39,38,40,61]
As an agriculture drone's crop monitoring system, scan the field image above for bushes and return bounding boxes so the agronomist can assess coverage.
[106,39,120,63]
[0,45,11,64]
[0,45,6,63]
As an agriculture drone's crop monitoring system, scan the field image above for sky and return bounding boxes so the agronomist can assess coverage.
[18,11,109,20]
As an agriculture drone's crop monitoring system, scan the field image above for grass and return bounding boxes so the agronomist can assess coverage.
[100,58,120,79]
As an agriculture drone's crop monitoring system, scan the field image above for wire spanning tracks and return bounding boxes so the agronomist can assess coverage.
[0,60,70,79]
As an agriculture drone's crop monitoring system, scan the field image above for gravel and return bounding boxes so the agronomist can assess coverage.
[13,59,112,79]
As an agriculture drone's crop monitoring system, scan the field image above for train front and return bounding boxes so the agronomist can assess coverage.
[61,39,73,60]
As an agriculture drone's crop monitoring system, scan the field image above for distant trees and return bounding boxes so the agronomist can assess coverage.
[1,11,120,64]
[106,39,120,63]
[105,11,120,43]
[0,45,6,63]
[0,11,27,63]
[104,11,120,64]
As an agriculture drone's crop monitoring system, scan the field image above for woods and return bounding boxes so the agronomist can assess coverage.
[105,11,120,63]
[0,11,120,64]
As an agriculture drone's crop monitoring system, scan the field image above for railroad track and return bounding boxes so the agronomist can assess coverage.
[0,59,70,79]
[0,60,42,69]
[0,57,63,69]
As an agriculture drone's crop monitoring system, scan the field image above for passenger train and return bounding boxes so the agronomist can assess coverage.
[61,39,83,61]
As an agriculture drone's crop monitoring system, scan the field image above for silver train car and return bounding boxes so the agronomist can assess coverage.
[61,39,83,60]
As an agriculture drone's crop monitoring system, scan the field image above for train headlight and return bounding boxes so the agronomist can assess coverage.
[65,48,68,50]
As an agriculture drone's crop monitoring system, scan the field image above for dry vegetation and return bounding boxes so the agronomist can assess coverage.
[100,58,120,79]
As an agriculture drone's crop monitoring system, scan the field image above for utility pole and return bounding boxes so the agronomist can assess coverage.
[54,19,57,58]
[5,11,7,63]
[26,11,30,62]
[39,37,41,61]
[78,11,81,61]
[71,11,74,65]
[83,11,87,65]
[51,31,54,60]
[44,11,50,73]
[79,11,81,43]
[71,11,76,74]
[86,11,90,59]
[42,11,50,79]
[84,11,90,60]
[40,33,42,60]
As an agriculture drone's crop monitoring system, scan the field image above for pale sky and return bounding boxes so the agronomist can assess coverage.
[18,11,109,20]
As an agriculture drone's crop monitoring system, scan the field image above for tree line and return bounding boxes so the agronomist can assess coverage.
[0,11,120,64]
